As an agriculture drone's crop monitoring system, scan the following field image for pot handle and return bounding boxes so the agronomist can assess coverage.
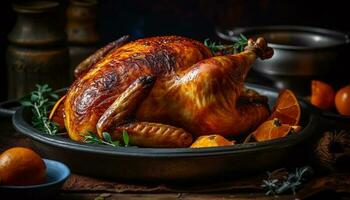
[0,100,21,118]
[345,33,350,44]
[215,27,246,42]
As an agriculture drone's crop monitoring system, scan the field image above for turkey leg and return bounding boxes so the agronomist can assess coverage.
[168,38,273,136]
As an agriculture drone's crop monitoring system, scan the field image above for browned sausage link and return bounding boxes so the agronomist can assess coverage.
[114,122,193,148]
[74,35,130,78]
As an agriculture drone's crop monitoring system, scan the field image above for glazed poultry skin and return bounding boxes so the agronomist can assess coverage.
[53,36,273,147]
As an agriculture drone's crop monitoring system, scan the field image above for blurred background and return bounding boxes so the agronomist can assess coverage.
[1,0,349,101]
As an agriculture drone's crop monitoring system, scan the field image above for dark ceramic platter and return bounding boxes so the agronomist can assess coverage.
[12,84,320,182]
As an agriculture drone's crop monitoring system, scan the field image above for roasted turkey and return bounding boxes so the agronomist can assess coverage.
[51,35,274,147]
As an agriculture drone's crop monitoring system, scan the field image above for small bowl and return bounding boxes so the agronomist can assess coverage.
[0,159,70,198]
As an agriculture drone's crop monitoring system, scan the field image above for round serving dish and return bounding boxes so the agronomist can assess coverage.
[0,159,70,198]
[12,84,320,182]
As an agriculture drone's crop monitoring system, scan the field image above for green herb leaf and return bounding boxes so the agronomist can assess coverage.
[261,166,313,195]
[50,93,59,100]
[240,33,247,41]
[204,34,248,55]
[20,84,59,135]
[81,131,129,148]
[122,130,129,146]
[102,132,112,143]
[112,141,120,147]
[20,101,33,107]
[81,131,103,145]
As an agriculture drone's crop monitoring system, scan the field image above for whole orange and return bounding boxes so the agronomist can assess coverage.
[310,80,335,110]
[335,84,350,116]
[0,147,46,186]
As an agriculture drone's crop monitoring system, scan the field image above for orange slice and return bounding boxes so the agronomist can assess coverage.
[311,80,335,110]
[49,95,66,129]
[269,89,301,126]
[190,135,234,148]
[253,118,301,142]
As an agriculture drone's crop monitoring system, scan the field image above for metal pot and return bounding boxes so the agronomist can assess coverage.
[217,25,349,76]
[217,26,350,95]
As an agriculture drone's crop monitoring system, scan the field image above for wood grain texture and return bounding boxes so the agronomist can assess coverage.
[58,193,295,200]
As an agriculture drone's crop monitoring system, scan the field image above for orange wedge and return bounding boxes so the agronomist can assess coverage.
[190,135,234,148]
[49,95,66,129]
[269,89,301,126]
[253,118,301,142]
[311,80,335,110]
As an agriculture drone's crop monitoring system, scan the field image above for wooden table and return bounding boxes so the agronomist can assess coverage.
[59,193,298,200]
[1,118,349,200]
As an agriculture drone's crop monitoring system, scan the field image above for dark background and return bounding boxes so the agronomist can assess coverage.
[1,0,350,101]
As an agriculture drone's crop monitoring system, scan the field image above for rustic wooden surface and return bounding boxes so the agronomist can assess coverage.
[1,119,350,200]
[58,191,350,200]
[58,193,295,200]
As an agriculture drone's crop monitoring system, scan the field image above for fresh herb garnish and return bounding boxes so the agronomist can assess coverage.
[81,131,130,147]
[204,34,248,54]
[122,130,129,146]
[261,166,313,195]
[20,84,59,135]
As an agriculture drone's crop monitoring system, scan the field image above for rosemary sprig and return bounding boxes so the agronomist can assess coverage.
[261,166,313,195]
[204,34,248,54]
[81,130,130,147]
[20,84,59,135]
[234,33,248,53]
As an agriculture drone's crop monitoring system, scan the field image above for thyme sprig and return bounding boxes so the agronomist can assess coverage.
[262,166,313,195]
[81,130,130,147]
[20,84,59,135]
[204,34,248,54]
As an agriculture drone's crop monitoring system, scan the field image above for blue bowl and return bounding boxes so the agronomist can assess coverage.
[0,159,70,198]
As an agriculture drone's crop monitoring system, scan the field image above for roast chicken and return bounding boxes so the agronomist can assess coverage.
[51,35,274,147]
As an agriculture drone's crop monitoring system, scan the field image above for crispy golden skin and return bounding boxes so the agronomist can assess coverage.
[60,36,272,147]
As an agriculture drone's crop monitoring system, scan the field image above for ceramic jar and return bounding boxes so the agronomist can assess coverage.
[6,1,69,99]
[66,0,99,79]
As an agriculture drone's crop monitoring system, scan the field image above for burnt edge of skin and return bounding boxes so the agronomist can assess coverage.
[68,36,208,132]
[59,36,273,145]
